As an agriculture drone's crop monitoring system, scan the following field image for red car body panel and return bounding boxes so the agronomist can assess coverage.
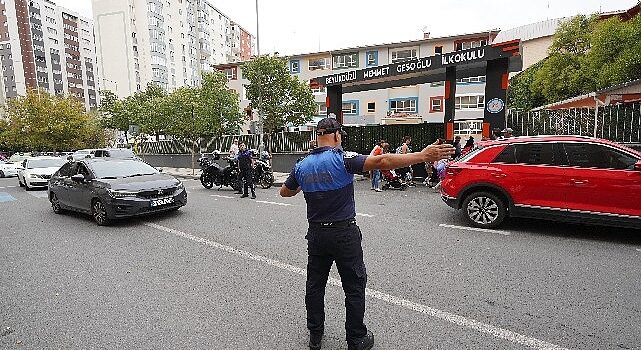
[441,136,641,227]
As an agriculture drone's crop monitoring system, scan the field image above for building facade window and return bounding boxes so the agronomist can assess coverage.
[457,76,486,84]
[333,52,358,69]
[317,102,327,116]
[289,59,300,74]
[455,95,485,109]
[342,100,359,115]
[389,97,418,113]
[308,57,330,71]
[367,102,376,113]
[390,48,417,64]
[435,46,443,54]
[456,39,487,51]
[366,51,378,67]
[430,96,444,113]
[223,67,237,80]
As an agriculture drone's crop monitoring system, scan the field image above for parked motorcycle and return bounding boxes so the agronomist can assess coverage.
[198,151,241,191]
[252,151,274,189]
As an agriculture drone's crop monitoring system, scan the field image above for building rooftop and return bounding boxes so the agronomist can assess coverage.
[493,18,565,43]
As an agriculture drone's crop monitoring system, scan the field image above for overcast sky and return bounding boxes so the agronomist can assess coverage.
[57,0,636,55]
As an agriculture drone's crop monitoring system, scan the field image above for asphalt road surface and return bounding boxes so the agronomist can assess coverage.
[1,176,640,350]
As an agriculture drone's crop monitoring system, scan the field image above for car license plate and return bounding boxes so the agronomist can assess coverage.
[151,197,174,207]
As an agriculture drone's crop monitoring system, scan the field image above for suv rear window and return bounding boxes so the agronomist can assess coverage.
[493,143,556,165]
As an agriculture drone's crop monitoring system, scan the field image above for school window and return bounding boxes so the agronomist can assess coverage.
[333,52,358,69]
[430,96,443,113]
[389,98,417,113]
[310,83,326,94]
[390,48,417,64]
[457,76,486,84]
[342,101,359,115]
[308,57,330,71]
[366,51,378,67]
[316,102,327,116]
[289,60,300,74]
[367,102,376,113]
[455,95,485,109]
[435,46,443,54]
[456,39,487,51]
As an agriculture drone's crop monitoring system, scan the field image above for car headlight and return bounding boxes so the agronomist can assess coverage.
[29,174,42,179]
[108,189,138,198]
[177,182,185,191]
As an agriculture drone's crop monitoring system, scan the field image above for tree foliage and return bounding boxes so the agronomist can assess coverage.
[508,11,641,110]
[1,89,108,151]
[242,56,316,134]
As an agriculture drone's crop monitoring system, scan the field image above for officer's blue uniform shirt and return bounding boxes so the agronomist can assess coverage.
[284,146,368,223]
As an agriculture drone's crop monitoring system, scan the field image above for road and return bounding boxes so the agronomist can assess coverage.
[1,176,640,350]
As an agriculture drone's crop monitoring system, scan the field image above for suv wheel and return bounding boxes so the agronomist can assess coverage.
[462,192,506,228]
[50,193,64,214]
[92,199,111,226]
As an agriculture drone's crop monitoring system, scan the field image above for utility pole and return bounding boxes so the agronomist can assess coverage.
[255,0,260,56]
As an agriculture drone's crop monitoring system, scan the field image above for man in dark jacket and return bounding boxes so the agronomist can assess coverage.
[237,143,256,199]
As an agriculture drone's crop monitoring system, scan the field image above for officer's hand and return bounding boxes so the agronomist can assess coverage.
[420,142,456,162]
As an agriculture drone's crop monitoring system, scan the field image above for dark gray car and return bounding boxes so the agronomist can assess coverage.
[48,159,187,225]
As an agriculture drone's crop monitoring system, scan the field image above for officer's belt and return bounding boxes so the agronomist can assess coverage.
[309,218,357,228]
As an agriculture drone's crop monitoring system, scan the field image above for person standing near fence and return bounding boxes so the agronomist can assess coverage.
[396,136,416,186]
[369,140,385,192]
[237,143,256,199]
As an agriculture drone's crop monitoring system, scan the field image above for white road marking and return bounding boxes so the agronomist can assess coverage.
[210,194,235,199]
[356,213,374,218]
[144,222,567,350]
[636,248,641,252]
[439,224,511,236]
[255,200,292,207]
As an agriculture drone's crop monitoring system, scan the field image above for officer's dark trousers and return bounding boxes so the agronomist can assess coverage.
[306,223,367,343]
[240,168,255,196]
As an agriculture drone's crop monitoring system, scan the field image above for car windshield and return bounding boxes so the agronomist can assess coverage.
[27,158,66,169]
[90,160,158,178]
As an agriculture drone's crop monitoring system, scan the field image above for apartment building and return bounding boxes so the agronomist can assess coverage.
[92,0,255,99]
[219,31,498,133]
[0,0,98,109]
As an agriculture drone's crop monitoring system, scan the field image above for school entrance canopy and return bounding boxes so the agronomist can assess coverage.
[312,40,523,140]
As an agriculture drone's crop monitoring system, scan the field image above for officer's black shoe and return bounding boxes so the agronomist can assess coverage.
[309,331,323,350]
[240,194,249,198]
[347,331,374,350]
[251,194,256,199]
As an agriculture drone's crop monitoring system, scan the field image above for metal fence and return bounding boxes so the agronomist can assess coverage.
[139,123,446,155]
[507,102,641,143]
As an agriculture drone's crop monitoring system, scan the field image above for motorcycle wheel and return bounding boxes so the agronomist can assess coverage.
[231,180,242,192]
[260,172,274,189]
[200,174,214,189]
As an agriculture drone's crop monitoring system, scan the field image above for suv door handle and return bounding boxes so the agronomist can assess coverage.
[571,179,589,185]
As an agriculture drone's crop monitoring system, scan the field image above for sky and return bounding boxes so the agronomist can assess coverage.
[57,0,636,56]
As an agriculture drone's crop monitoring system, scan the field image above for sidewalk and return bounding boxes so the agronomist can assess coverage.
[158,167,368,185]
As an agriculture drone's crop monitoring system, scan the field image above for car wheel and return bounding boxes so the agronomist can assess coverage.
[0,170,4,178]
[462,191,506,229]
[92,199,111,226]
[50,193,64,214]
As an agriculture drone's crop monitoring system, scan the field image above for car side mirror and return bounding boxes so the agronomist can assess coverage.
[71,174,85,182]
[635,160,641,171]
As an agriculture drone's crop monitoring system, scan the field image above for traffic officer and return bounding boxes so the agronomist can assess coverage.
[280,117,455,350]
[237,142,256,199]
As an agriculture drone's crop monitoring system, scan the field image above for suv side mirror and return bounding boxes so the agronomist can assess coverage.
[635,160,641,171]
[71,174,85,182]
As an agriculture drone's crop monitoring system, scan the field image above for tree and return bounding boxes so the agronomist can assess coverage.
[2,89,107,151]
[507,60,546,110]
[242,56,316,135]
[166,72,242,173]
[99,90,130,142]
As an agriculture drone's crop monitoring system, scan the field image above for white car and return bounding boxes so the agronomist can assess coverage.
[0,161,21,178]
[18,157,67,190]
[71,149,96,161]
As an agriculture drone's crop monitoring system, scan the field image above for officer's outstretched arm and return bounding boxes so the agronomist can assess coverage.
[363,143,455,171]
[280,185,301,197]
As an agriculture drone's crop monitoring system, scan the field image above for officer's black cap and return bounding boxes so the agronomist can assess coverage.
[317,117,343,136]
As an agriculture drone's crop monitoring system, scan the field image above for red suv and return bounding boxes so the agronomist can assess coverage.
[441,136,641,229]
